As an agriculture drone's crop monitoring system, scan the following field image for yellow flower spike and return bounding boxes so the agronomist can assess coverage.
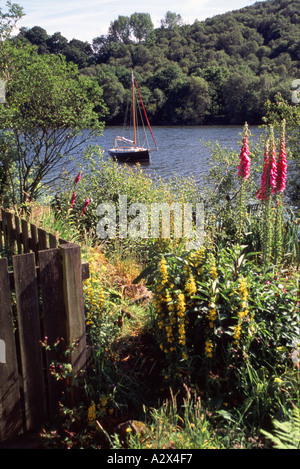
[205,339,213,358]
[159,257,168,284]
[87,402,97,426]
[176,292,186,316]
[185,275,197,297]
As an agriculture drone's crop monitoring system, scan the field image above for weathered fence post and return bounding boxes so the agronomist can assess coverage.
[0,207,89,442]
[12,252,47,432]
[39,248,67,417]
[0,258,23,441]
[59,243,87,404]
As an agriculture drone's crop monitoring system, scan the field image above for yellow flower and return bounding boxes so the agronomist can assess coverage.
[185,275,197,297]
[165,292,173,311]
[87,402,96,426]
[208,255,218,279]
[233,325,242,345]
[205,339,213,358]
[159,257,168,284]
[99,394,108,407]
[190,247,205,269]
[176,292,186,316]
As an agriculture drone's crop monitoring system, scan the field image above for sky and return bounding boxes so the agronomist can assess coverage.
[12,0,259,43]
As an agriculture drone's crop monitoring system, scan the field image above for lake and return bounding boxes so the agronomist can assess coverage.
[93,125,264,184]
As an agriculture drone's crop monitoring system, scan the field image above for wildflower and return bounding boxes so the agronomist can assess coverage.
[276,120,287,194]
[257,130,277,200]
[238,277,248,304]
[185,275,197,297]
[87,402,96,426]
[269,133,278,194]
[257,139,270,200]
[205,339,213,358]
[238,122,251,181]
[74,171,82,184]
[159,257,168,284]
[176,292,186,317]
[191,247,205,266]
[178,320,186,345]
[233,324,242,346]
[208,306,217,328]
[208,256,218,279]
[70,191,76,208]
[81,198,90,215]
[182,351,188,361]
[165,291,173,311]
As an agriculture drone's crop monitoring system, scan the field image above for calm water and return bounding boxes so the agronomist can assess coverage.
[94,125,263,184]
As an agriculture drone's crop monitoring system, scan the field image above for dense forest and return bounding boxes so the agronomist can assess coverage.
[14,0,300,125]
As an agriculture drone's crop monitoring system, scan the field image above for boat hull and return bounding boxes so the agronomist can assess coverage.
[108,148,150,163]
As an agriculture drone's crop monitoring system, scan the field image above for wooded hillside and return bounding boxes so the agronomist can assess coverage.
[15,0,300,125]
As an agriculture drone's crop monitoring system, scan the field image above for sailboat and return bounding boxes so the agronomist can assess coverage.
[108,71,158,163]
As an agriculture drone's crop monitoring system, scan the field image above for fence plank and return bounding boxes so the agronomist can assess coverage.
[12,253,47,432]
[30,224,38,260]
[39,249,67,417]
[5,212,15,254]
[37,228,48,251]
[21,219,29,253]
[48,233,57,249]
[14,216,22,254]
[0,258,23,442]
[59,244,86,404]
[0,220,3,249]
[1,209,7,247]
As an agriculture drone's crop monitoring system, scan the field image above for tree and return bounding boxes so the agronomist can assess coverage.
[46,32,68,55]
[161,11,183,29]
[175,76,211,124]
[129,13,153,42]
[0,0,24,42]
[0,42,107,205]
[23,25,49,45]
[108,13,153,44]
[63,39,93,68]
[108,15,131,43]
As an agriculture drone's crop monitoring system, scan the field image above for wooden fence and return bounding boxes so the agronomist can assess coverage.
[0,209,89,443]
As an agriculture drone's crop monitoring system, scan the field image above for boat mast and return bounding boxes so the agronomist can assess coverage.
[133,74,158,151]
[131,70,136,148]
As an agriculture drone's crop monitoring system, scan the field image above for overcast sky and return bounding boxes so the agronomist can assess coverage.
[13,0,259,42]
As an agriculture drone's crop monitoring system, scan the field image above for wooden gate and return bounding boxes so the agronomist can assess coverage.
[0,209,89,443]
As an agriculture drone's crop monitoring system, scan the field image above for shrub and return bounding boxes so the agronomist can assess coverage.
[151,245,299,407]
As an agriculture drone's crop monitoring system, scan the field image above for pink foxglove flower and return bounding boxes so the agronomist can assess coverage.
[238,123,251,181]
[257,139,270,200]
[75,171,82,185]
[70,191,76,208]
[276,123,287,193]
[269,137,278,195]
[81,198,90,215]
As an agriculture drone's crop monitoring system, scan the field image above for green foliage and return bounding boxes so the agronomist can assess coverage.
[15,0,299,125]
[35,129,299,449]
[261,406,300,449]
[51,146,203,262]
[264,93,300,206]
[147,244,299,430]
[0,1,24,42]
[0,41,107,205]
